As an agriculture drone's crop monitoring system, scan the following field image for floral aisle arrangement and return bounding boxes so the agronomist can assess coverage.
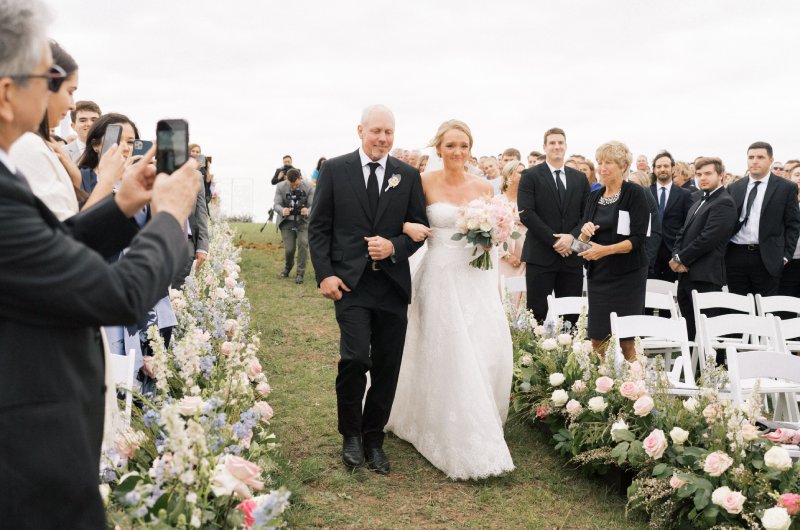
[102,218,290,529]
[509,311,800,529]
[451,195,520,270]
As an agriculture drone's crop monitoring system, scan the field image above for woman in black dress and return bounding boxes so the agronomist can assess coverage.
[576,141,650,360]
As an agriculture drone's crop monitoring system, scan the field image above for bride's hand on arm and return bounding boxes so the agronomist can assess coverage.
[403,222,431,242]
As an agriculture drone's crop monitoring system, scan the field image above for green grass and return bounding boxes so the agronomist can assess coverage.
[233,222,646,529]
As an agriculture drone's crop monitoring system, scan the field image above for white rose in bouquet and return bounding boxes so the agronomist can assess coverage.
[549,372,565,386]
[551,389,569,407]
[683,397,699,412]
[762,507,791,530]
[764,446,793,471]
[587,396,608,413]
[611,419,629,442]
[669,427,690,445]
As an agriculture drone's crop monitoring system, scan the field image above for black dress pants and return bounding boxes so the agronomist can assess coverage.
[652,244,679,283]
[334,266,407,448]
[779,259,800,297]
[525,262,584,323]
[725,244,780,296]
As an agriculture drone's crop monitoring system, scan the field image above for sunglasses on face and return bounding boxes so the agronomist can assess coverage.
[10,64,67,93]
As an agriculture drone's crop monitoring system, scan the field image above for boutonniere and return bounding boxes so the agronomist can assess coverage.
[386,174,401,191]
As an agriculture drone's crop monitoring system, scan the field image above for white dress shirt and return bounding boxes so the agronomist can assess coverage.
[656,181,673,208]
[0,146,17,173]
[731,174,771,245]
[359,148,388,193]
[546,162,567,190]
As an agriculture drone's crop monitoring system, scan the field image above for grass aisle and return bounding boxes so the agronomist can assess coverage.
[233,222,645,530]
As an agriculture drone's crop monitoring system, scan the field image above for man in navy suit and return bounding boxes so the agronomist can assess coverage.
[649,151,692,283]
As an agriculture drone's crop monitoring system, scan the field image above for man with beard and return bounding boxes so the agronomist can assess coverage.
[649,150,691,283]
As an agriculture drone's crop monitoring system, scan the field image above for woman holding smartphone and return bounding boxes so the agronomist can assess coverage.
[577,141,650,360]
[77,113,139,208]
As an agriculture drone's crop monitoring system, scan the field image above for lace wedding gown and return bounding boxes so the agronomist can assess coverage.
[386,202,515,480]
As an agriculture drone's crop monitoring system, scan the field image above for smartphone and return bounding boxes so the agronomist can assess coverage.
[198,154,206,168]
[132,139,153,158]
[100,124,123,159]
[571,239,592,254]
[156,119,189,174]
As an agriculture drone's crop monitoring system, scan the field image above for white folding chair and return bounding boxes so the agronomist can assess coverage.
[756,294,800,318]
[500,275,527,299]
[775,317,800,354]
[109,348,137,419]
[697,313,785,366]
[692,290,755,345]
[646,279,679,297]
[645,291,680,319]
[545,294,588,323]
[609,313,696,394]
[728,348,800,423]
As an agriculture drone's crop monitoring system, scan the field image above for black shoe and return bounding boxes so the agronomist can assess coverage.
[365,446,390,475]
[279,270,289,278]
[342,436,365,469]
[295,275,304,284]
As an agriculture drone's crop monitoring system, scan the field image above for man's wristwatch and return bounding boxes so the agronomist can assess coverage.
[673,254,681,264]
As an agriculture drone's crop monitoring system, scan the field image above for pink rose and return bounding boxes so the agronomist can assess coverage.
[704,450,734,476]
[535,405,550,419]
[643,429,667,459]
[669,473,686,489]
[225,276,236,289]
[628,360,645,380]
[236,499,257,528]
[712,486,746,515]
[566,399,582,416]
[254,401,274,422]
[741,423,760,442]
[221,341,234,356]
[633,395,654,416]
[246,359,262,381]
[619,381,639,400]
[595,376,614,394]
[210,455,264,499]
[778,493,800,516]
[256,382,271,397]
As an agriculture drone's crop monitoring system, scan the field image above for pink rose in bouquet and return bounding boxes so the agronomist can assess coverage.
[451,195,520,270]
[778,493,800,516]
[236,499,257,528]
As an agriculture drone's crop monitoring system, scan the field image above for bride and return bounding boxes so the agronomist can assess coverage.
[385,119,515,480]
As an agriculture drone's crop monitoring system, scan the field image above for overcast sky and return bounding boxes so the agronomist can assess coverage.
[49,0,799,219]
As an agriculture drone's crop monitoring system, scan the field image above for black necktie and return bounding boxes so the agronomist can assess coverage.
[658,187,667,222]
[555,169,566,204]
[736,181,761,232]
[366,162,380,218]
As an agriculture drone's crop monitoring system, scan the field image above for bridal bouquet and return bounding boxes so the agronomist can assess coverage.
[452,195,520,270]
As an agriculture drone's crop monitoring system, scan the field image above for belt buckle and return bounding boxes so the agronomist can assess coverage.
[747,244,758,251]
[371,261,380,271]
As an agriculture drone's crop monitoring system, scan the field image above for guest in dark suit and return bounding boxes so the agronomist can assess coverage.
[649,151,692,282]
[308,105,427,474]
[0,12,201,525]
[172,170,209,288]
[577,141,649,360]
[780,166,800,297]
[518,127,590,322]
[726,142,800,296]
[670,157,738,340]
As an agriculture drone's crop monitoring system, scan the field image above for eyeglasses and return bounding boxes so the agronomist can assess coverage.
[10,64,67,93]
[774,166,784,171]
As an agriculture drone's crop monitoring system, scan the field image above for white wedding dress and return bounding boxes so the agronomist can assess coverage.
[386,202,515,480]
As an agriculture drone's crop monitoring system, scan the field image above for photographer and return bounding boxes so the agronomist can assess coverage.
[271,154,294,185]
[274,168,313,283]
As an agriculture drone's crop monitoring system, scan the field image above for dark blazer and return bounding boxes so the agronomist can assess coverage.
[728,174,800,277]
[518,162,590,268]
[650,183,692,253]
[0,163,187,528]
[308,150,427,304]
[642,187,662,270]
[188,173,209,253]
[673,187,738,285]
[582,181,650,277]
[681,180,699,193]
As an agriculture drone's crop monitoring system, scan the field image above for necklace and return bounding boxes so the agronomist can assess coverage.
[598,191,621,205]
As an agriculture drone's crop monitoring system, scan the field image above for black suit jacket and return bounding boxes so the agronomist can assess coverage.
[308,150,427,305]
[728,174,800,277]
[650,183,692,253]
[673,187,737,285]
[517,163,590,268]
[0,163,187,528]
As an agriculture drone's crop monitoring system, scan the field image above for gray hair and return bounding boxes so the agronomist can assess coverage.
[360,104,395,126]
[0,0,51,84]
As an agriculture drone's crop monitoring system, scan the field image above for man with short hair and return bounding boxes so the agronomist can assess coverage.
[649,150,691,282]
[271,154,293,185]
[274,167,313,283]
[518,127,590,321]
[784,159,800,176]
[528,150,543,168]
[670,157,737,340]
[0,2,200,525]
[501,147,521,168]
[65,100,100,162]
[726,141,800,296]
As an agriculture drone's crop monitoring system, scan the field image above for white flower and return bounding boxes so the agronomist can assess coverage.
[551,389,569,407]
[387,174,401,189]
[588,396,608,413]
[233,287,245,300]
[519,382,531,393]
[711,486,746,515]
[703,403,720,421]
[99,484,110,506]
[683,397,699,412]
[571,380,587,393]
[549,372,566,386]
[762,507,792,530]
[582,340,594,354]
[764,446,793,471]
[611,419,629,442]
[534,325,546,336]
[186,492,198,504]
[256,382,271,397]
[215,287,228,300]
[572,342,583,355]
[566,399,582,416]
[741,422,760,442]
[541,338,558,351]
[669,427,690,445]
[520,355,533,367]
[225,276,236,289]
[176,396,204,416]
[557,333,572,346]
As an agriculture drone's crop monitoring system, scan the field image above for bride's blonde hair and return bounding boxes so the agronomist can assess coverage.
[428,119,474,155]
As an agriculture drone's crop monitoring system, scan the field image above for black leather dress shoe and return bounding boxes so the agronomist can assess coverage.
[342,436,365,469]
[365,446,390,475]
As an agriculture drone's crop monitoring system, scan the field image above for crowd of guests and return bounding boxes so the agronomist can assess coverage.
[0,0,215,524]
